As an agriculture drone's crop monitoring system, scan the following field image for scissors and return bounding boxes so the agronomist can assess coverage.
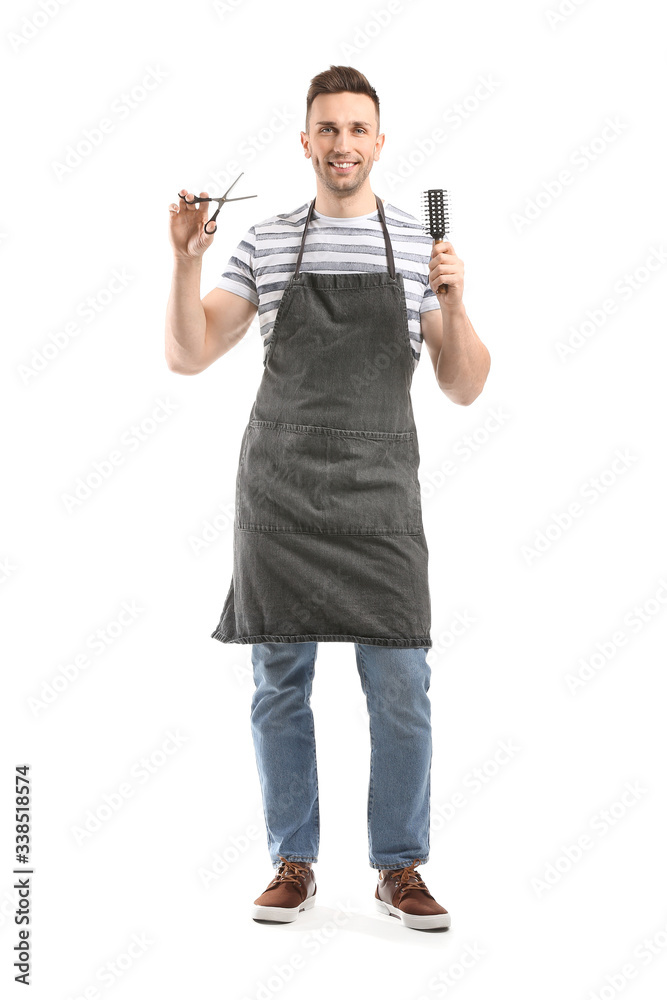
[178,173,257,234]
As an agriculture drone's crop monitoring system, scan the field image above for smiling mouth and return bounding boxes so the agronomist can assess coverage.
[328,161,359,172]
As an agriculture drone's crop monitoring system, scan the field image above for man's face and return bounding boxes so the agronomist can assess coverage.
[301,91,384,197]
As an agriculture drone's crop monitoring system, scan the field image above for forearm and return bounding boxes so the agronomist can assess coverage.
[165,257,207,373]
[436,300,490,405]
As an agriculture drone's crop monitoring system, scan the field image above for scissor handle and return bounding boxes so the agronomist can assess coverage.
[205,202,224,234]
[179,192,207,205]
[177,193,219,234]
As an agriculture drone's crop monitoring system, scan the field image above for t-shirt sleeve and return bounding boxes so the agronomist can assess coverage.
[420,283,441,313]
[215,226,259,306]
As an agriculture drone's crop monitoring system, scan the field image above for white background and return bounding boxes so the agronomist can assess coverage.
[2,0,666,997]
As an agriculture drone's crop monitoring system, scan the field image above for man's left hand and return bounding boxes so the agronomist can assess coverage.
[428,240,464,306]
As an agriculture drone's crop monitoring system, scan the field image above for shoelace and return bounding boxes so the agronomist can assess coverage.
[385,859,431,897]
[269,856,312,888]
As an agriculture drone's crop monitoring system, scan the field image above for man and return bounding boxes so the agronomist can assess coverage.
[165,65,490,931]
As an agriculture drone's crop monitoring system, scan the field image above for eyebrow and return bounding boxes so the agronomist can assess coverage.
[315,120,373,128]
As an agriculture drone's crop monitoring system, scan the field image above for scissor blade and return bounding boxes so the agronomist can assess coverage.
[224,194,258,201]
[221,173,244,199]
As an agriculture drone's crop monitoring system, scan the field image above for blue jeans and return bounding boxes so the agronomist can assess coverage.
[250,642,432,871]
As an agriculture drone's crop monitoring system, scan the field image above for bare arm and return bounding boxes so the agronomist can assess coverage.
[165,258,257,374]
[421,239,490,405]
[164,188,258,375]
[421,305,490,405]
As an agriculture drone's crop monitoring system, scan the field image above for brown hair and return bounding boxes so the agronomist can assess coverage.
[305,65,380,134]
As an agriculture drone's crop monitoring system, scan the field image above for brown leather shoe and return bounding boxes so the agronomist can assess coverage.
[375,859,450,929]
[252,857,317,922]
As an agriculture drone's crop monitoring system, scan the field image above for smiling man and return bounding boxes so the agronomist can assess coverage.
[165,64,490,931]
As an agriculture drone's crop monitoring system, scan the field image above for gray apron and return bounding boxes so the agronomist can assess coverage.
[211,194,432,648]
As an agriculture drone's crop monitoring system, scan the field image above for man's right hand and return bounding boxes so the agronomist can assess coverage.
[168,189,216,260]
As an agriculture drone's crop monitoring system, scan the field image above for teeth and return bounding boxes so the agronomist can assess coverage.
[331,162,356,167]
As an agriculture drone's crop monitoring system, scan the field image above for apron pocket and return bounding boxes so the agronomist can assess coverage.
[237,420,423,534]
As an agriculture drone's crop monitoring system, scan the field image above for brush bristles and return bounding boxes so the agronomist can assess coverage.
[421,189,450,241]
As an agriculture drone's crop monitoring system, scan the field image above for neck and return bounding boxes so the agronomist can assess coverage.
[313,184,380,218]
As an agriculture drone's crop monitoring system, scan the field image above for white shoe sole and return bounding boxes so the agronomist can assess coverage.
[375,896,451,929]
[252,894,316,922]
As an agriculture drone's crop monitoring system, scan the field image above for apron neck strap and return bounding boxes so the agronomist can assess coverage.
[294,194,396,280]
[293,197,317,279]
[374,195,396,279]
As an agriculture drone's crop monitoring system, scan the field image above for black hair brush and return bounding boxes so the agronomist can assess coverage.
[421,189,451,293]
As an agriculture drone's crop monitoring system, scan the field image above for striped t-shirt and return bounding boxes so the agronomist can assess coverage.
[215,198,441,369]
